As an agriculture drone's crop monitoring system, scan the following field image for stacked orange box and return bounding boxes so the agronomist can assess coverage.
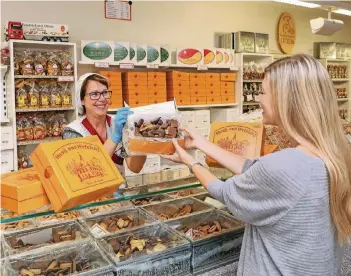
[189,73,206,106]
[147,72,167,105]
[122,72,148,107]
[167,71,190,106]
[220,73,237,104]
[205,73,221,105]
[99,71,123,109]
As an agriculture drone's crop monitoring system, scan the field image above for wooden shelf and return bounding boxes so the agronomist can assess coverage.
[243,79,263,83]
[337,98,349,102]
[16,107,75,113]
[243,102,260,105]
[17,137,62,146]
[177,103,239,109]
[332,79,350,82]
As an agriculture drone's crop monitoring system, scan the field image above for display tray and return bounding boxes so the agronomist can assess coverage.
[3,220,90,256]
[142,197,213,222]
[131,194,173,207]
[167,187,208,199]
[4,241,115,276]
[165,210,244,275]
[79,198,133,218]
[82,207,157,238]
[97,223,192,276]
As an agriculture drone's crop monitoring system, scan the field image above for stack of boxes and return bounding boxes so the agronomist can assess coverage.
[122,72,148,107]
[99,71,123,109]
[147,72,167,105]
[189,73,206,105]
[205,73,221,105]
[220,73,236,104]
[167,71,190,106]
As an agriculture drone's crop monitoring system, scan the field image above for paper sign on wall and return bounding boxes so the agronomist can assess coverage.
[105,0,132,21]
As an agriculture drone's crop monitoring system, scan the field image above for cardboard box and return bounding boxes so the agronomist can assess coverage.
[173,96,191,106]
[161,166,180,182]
[336,43,346,59]
[137,44,147,65]
[206,122,265,167]
[30,136,124,212]
[346,44,351,60]
[196,127,211,140]
[167,71,190,81]
[190,97,207,105]
[143,155,161,174]
[1,168,50,214]
[1,149,14,173]
[147,45,161,65]
[221,95,236,104]
[210,108,240,122]
[180,111,196,129]
[160,45,171,66]
[176,48,203,66]
[129,43,137,63]
[220,73,236,82]
[255,33,269,54]
[125,175,143,188]
[235,32,255,53]
[81,40,114,63]
[114,42,130,63]
[142,172,161,185]
[195,110,211,126]
[205,73,220,82]
[1,126,14,150]
[314,42,336,59]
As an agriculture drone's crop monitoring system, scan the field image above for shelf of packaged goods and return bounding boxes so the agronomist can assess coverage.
[14,75,74,82]
[332,79,350,82]
[243,102,260,105]
[17,137,62,146]
[243,79,263,83]
[16,107,75,113]
[337,98,349,102]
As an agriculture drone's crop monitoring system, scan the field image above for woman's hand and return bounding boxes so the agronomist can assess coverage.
[111,107,132,144]
[160,139,195,166]
[182,127,208,150]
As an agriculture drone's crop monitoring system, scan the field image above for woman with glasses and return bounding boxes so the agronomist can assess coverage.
[62,73,146,175]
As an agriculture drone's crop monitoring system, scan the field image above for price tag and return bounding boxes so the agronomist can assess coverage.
[94,62,110,68]
[197,65,208,71]
[146,64,159,69]
[58,76,74,82]
[120,63,135,69]
[91,223,108,237]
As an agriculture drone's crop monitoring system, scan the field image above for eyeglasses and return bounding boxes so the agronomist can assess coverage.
[87,90,112,100]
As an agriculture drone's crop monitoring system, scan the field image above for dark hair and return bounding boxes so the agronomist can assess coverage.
[80,74,109,114]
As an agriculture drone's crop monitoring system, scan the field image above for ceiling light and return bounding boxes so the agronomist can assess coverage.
[273,0,321,8]
[332,9,351,16]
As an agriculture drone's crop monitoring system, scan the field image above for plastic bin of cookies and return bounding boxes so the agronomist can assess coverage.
[82,208,157,238]
[130,194,173,207]
[2,220,90,256]
[4,240,114,276]
[165,210,244,275]
[167,187,208,199]
[1,210,37,234]
[142,198,213,222]
[35,211,80,226]
[97,223,192,276]
[79,196,134,218]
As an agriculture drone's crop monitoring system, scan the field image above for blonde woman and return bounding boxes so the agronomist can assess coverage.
[161,54,351,275]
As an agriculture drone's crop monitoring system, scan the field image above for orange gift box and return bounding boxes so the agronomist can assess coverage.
[30,136,124,212]
[206,122,265,168]
[1,168,50,214]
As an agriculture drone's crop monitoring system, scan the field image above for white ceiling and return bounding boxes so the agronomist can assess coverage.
[307,0,351,10]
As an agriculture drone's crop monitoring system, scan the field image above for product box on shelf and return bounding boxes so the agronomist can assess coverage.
[114,42,130,63]
[129,43,137,63]
[143,155,161,174]
[81,40,114,63]
[82,208,156,238]
[203,49,216,66]
[125,175,143,188]
[345,44,351,60]
[165,210,244,275]
[160,45,171,66]
[1,168,50,214]
[147,45,161,65]
[1,126,14,150]
[222,49,235,67]
[210,108,240,122]
[5,240,115,276]
[206,122,265,167]
[160,165,180,182]
[195,110,211,127]
[176,47,204,66]
[215,48,226,67]
[180,111,196,129]
[314,42,337,59]
[235,31,255,53]
[218,33,235,50]
[336,43,346,59]
[30,136,125,212]
[2,220,89,256]
[1,149,14,173]
[137,44,147,65]
[195,127,211,140]
[97,223,192,276]
[142,172,161,185]
[255,33,269,54]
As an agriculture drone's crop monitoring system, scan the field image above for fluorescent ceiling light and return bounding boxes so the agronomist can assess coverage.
[273,0,321,8]
[332,9,351,16]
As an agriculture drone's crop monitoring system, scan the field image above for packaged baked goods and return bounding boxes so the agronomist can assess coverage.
[13,50,23,75]
[16,114,30,141]
[1,211,36,233]
[33,51,47,76]
[1,42,10,65]
[49,81,62,107]
[35,211,80,226]
[26,80,40,109]
[15,79,28,109]
[59,50,74,76]
[60,82,72,107]
[32,113,47,140]
[123,101,185,155]
[18,147,31,170]
[46,51,61,76]
[39,80,51,108]
[131,195,172,206]
[80,197,133,217]
[20,50,34,75]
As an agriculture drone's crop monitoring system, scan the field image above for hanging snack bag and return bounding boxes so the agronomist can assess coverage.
[20,50,34,75]
[59,50,74,76]
[60,83,72,107]
[49,81,62,108]
[33,51,47,76]
[47,51,61,76]
[39,80,51,108]
[15,79,28,109]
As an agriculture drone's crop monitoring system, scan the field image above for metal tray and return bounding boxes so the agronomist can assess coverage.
[82,208,157,238]
[4,240,115,276]
[3,220,90,256]
[80,199,133,218]
[167,187,207,199]
[142,197,213,222]
[166,210,244,275]
[97,223,191,276]
[130,194,173,207]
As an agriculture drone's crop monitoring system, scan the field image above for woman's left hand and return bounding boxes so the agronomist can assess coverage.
[160,139,195,166]
[111,107,132,144]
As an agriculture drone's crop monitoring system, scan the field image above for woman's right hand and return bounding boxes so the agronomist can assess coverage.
[181,128,208,150]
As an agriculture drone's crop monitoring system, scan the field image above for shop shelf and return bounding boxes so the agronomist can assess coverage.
[243,79,263,82]
[97,223,192,276]
[177,103,239,109]
[17,137,62,146]
[243,102,260,105]
[167,187,208,199]
[16,107,75,112]
[332,79,350,82]
[337,98,349,102]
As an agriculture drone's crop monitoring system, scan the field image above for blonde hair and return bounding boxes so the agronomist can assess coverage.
[265,54,351,244]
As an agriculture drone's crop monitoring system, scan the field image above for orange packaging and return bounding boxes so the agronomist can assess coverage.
[207,97,222,105]
[30,136,124,212]
[221,95,236,104]
[172,96,190,106]
[1,168,50,214]
[205,73,220,82]
[206,122,265,167]
[190,96,207,105]
[167,71,189,81]
[263,144,278,155]
[220,73,237,82]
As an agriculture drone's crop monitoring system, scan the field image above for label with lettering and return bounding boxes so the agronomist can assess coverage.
[41,95,49,106]
[278,12,296,54]
[91,223,108,237]
[30,96,38,106]
[18,96,26,107]
[63,96,71,105]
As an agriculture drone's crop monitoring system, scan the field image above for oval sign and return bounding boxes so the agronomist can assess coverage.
[277,12,296,54]
[114,43,128,62]
[83,42,113,61]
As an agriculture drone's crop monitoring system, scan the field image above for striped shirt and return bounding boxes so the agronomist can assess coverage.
[208,148,343,276]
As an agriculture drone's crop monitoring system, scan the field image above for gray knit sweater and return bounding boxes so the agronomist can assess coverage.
[208,148,343,276]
